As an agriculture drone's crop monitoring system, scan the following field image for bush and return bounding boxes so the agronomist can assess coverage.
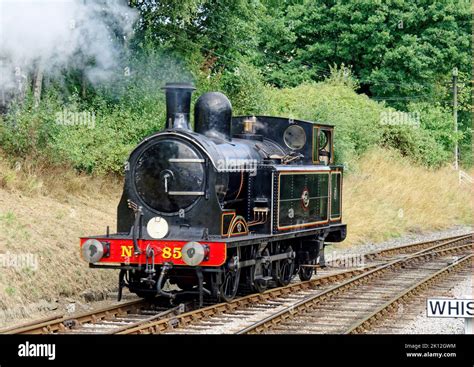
[261,80,457,168]
[0,58,460,174]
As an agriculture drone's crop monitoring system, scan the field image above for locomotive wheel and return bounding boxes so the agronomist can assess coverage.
[298,260,315,281]
[219,248,241,302]
[276,245,295,286]
[251,248,272,293]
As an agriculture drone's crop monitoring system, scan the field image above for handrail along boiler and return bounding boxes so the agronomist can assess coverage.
[80,82,347,304]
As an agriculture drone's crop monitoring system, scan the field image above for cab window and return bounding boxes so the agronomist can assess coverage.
[313,127,333,164]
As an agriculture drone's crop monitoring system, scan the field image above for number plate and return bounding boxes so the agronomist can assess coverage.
[80,238,227,267]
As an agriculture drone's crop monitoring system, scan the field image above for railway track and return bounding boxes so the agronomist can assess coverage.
[325,232,471,266]
[0,299,187,335]
[121,233,472,335]
[345,256,472,334]
[364,266,472,334]
[2,233,471,335]
[239,248,472,334]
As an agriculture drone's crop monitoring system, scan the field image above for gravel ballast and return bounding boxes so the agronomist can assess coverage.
[398,276,473,334]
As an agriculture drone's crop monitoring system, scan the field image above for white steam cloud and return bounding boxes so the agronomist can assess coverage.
[0,0,137,94]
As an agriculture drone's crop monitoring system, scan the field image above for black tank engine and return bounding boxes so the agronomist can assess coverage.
[80,82,347,304]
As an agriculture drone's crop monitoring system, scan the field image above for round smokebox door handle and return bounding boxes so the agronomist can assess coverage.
[160,170,174,193]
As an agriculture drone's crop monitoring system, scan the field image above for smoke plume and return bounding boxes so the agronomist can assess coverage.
[0,0,137,95]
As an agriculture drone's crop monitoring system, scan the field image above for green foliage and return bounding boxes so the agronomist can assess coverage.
[0,90,63,158]
[0,53,179,174]
[0,0,471,172]
[263,79,383,165]
[0,63,464,173]
[380,123,451,168]
[219,61,268,115]
[261,77,458,168]
[259,0,471,101]
[5,287,15,297]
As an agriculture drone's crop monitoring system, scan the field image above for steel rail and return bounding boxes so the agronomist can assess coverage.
[345,233,472,262]
[116,266,375,334]
[0,299,148,334]
[344,253,473,334]
[119,235,471,335]
[235,242,472,334]
[3,233,471,335]
[60,303,186,334]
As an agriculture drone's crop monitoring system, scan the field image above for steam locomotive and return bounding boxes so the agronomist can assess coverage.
[80,83,346,304]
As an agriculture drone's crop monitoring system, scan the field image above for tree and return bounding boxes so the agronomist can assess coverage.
[258,0,471,104]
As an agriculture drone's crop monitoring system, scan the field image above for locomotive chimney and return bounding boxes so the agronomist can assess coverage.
[162,82,196,130]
